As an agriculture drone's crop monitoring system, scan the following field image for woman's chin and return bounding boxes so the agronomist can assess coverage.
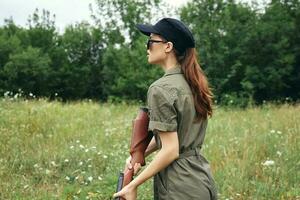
[148,58,154,64]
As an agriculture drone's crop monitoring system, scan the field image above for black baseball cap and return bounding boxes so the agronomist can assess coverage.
[136,18,195,54]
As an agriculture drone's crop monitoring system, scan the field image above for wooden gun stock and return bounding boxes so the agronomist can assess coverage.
[115,107,152,200]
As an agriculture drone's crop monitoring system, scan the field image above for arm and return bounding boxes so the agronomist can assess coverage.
[144,137,158,157]
[113,131,179,199]
[130,130,179,188]
[124,136,157,174]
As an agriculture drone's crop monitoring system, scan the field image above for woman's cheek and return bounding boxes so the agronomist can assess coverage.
[148,54,156,64]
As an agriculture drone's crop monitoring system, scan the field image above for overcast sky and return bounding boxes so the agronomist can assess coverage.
[0,0,268,32]
[0,0,188,31]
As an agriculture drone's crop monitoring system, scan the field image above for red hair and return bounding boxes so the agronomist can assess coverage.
[176,48,213,120]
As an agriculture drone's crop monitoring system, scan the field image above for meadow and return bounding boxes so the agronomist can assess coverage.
[0,98,299,200]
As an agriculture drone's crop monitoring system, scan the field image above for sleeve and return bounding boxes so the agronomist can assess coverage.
[147,85,177,133]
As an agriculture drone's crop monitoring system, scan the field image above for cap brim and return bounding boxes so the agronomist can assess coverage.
[136,24,160,36]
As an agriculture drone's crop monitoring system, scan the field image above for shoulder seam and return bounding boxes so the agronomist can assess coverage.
[149,85,176,104]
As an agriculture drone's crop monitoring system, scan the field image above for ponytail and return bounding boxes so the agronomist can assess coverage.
[176,48,213,120]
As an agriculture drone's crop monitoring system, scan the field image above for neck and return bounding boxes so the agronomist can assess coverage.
[161,53,180,72]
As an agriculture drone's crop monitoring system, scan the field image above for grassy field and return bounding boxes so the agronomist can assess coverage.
[0,98,299,200]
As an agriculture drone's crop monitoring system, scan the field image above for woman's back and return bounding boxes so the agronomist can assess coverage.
[147,66,217,200]
[147,66,207,153]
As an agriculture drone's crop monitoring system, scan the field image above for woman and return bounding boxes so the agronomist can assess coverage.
[113,18,217,200]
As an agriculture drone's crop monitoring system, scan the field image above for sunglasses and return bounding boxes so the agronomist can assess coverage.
[147,39,167,50]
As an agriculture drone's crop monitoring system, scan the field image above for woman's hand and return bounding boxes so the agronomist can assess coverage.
[125,156,142,175]
[113,183,137,200]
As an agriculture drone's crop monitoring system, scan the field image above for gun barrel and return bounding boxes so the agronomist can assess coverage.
[115,172,124,200]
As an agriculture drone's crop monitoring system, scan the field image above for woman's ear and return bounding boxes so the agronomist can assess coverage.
[165,42,174,53]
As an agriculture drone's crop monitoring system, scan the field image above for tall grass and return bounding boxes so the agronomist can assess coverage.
[0,99,299,199]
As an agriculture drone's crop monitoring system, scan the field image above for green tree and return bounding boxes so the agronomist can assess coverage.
[101,37,162,101]
[0,20,23,94]
[180,0,300,104]
[242,0,298,102]
[4,46,50,95]
[92,0,168,45]
[92,0,169,101]
[56,23,94,99]
[1,0,298,103]
[26,8,56,52]
[180,0,257,105]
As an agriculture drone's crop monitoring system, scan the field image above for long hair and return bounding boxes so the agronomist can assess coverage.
[175,48,213,121]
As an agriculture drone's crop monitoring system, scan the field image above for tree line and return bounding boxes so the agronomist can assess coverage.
[0,0,299,106]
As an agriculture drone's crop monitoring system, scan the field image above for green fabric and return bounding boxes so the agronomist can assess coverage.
[147,66,217,200]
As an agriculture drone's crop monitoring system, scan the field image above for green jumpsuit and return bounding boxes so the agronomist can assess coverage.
[147,66,218,200]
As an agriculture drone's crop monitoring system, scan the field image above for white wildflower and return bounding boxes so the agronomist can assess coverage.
[64,159,69,163]
[88,165,92,168]
[45,169,51,174]
[4,91,10,97]
[262,160,275,166]
[87,176,93,182]
[98,176,102,181]
[34,164,39,168]
[79,161,83,166]
[65,176,70,181]
[76,140,80,143]
[79,144,84,149]
[270,130,276,133]
[276,151,282,157]
[70,145,74,149]
[277,131,282,135]
[103,155,108,159]
[85,149,89,153]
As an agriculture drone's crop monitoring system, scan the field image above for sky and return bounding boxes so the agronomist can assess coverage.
[0,0,189,31]
[0,0,268,32]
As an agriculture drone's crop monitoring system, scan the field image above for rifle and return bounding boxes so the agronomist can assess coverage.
[115,107,153,200]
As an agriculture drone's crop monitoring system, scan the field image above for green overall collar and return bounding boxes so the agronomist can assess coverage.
[163,65,183,77]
